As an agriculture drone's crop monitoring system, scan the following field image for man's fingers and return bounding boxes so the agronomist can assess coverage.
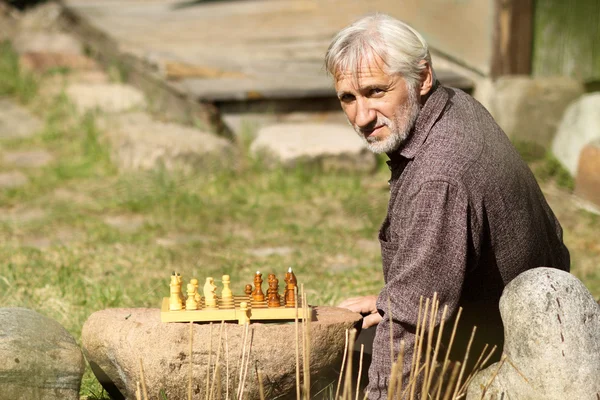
[362,312,383,329]
[337,295,379,314]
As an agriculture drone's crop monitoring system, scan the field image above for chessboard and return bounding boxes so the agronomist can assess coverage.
[160,295,309,323]
[160,269,312,324]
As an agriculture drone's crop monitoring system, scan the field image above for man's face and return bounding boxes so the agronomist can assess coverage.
[334,56,420,154]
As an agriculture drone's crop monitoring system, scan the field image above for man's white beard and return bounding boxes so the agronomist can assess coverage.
[353,88,421,154]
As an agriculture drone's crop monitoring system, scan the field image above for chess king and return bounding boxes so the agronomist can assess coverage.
[327,14,570,398]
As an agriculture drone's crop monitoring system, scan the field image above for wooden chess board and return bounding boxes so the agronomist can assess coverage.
[161,295,311,323]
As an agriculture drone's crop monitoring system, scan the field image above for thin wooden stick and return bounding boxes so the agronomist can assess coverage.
[506,356,529,383]
[434,307,463,400]
[335,329,349,400]
[451,326,477,400]
[225,329,230,400]
[480,355,506,400]
[257,370,266,400]
[442,362,462,400]
[425,304,448,396]
[395,340,405,400]
[400,363,428,399]
[342,328,357,400]
[139,358,148,400]
[206,322,213,400]
[421,293,438,398]
[388,362,399,400]
[236,323,249,400]
[479,345,498,370]
[456,343,490,397]
[209,321,225,399]
[355,344,365,400]
[136,382,142,400]
[189,321,194,400]
[410,297,430,400]
[303,291,311,399]
[295,285,301,400]
[410,297,424,383]
[239,328,253,400]
[216,364,222,400]
[455,344,499,400]
[388,295,394,363]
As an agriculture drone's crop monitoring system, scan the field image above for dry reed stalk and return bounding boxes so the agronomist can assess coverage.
[506,356,529,383]
[355,344,365,400]
[400,363,427,399]
[138,358,149,400]
[216,365,222,400]
[409,297,424,383]
[189,322,194,400]
[209,321,225,400]
[388,362,399,400]
[480,355,506,399]
[433,307,463,400]
[342,328,357,400]
[236,323,249,400]
[239,328,253,400]
[206,322,213,400]
[295,285,301,400]
[335,329,349,400]
[136,382,142,400]
[409,297,430,400]
[424,304,449,396]
[455,343,490,397]
[479,345,498,369]
[303,291,313,399]
[441,361,462,400]
[394,340,406,400]
[257,370,266,400]
[388,295,394,362]
[451,326,477,400]
[225,329,230,400]
[421,293,439,398]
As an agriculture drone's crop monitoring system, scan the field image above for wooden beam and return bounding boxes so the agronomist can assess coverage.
[491,0,534,78]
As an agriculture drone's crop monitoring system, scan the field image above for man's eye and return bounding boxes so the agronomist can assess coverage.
[340,94,355,103]
[370,88,385,96]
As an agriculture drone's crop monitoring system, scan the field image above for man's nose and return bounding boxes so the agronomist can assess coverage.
[355,98,376,128]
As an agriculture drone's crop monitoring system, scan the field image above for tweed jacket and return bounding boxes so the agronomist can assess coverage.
[367,84,570,399]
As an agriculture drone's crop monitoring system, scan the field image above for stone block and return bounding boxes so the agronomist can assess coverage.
[575,140,600,207]
[250,123,376,172]
[552,93,600,176]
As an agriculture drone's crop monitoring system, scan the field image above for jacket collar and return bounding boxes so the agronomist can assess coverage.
[387,82,449,166]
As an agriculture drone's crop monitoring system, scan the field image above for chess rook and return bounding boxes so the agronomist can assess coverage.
[169,273,183,311]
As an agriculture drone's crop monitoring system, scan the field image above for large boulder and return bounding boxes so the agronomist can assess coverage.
[575,140,600,208]
[101,112,234,173]
[0,98,43,139]
[466,268,600,400]
[250,123,377,172]
[552,93,600,176]
[82,306,362,400]
[0,307,85,400]
[475,76,583,155]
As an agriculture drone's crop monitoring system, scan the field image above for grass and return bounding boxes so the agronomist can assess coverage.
[0,39,599,399]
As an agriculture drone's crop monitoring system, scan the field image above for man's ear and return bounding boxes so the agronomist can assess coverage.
[419,61,434,97]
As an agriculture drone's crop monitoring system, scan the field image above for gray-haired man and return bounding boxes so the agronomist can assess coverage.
[326,14,570,398]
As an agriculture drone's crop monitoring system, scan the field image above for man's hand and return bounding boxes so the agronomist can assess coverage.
[338,295,383,329]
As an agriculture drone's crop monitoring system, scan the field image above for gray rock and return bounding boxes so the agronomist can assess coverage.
[552,93,600,176]
[0,99,43,139]
[466,267,600,400]
[476,77,583,155]
[16,2,64,33]
[2,149,54,168]
[0,307,85,400]
[0,171,28,189]
[102,112,234,173]
[250,123,377,172]
[66,83,147,114]
[82,306,362,400]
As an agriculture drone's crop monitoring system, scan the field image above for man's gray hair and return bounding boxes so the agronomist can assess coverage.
[325,14,435,88]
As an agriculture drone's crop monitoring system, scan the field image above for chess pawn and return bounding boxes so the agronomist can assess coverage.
[190,278,201,302]
[285,282,296,308]
[267,277,281,308]
[204,277,218,308]
[244,284,253,300]
[238,302,250,325]
[169,274,183,311]
[185,283,199,310]
[252,271,265,302]
[221,275,233,300]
